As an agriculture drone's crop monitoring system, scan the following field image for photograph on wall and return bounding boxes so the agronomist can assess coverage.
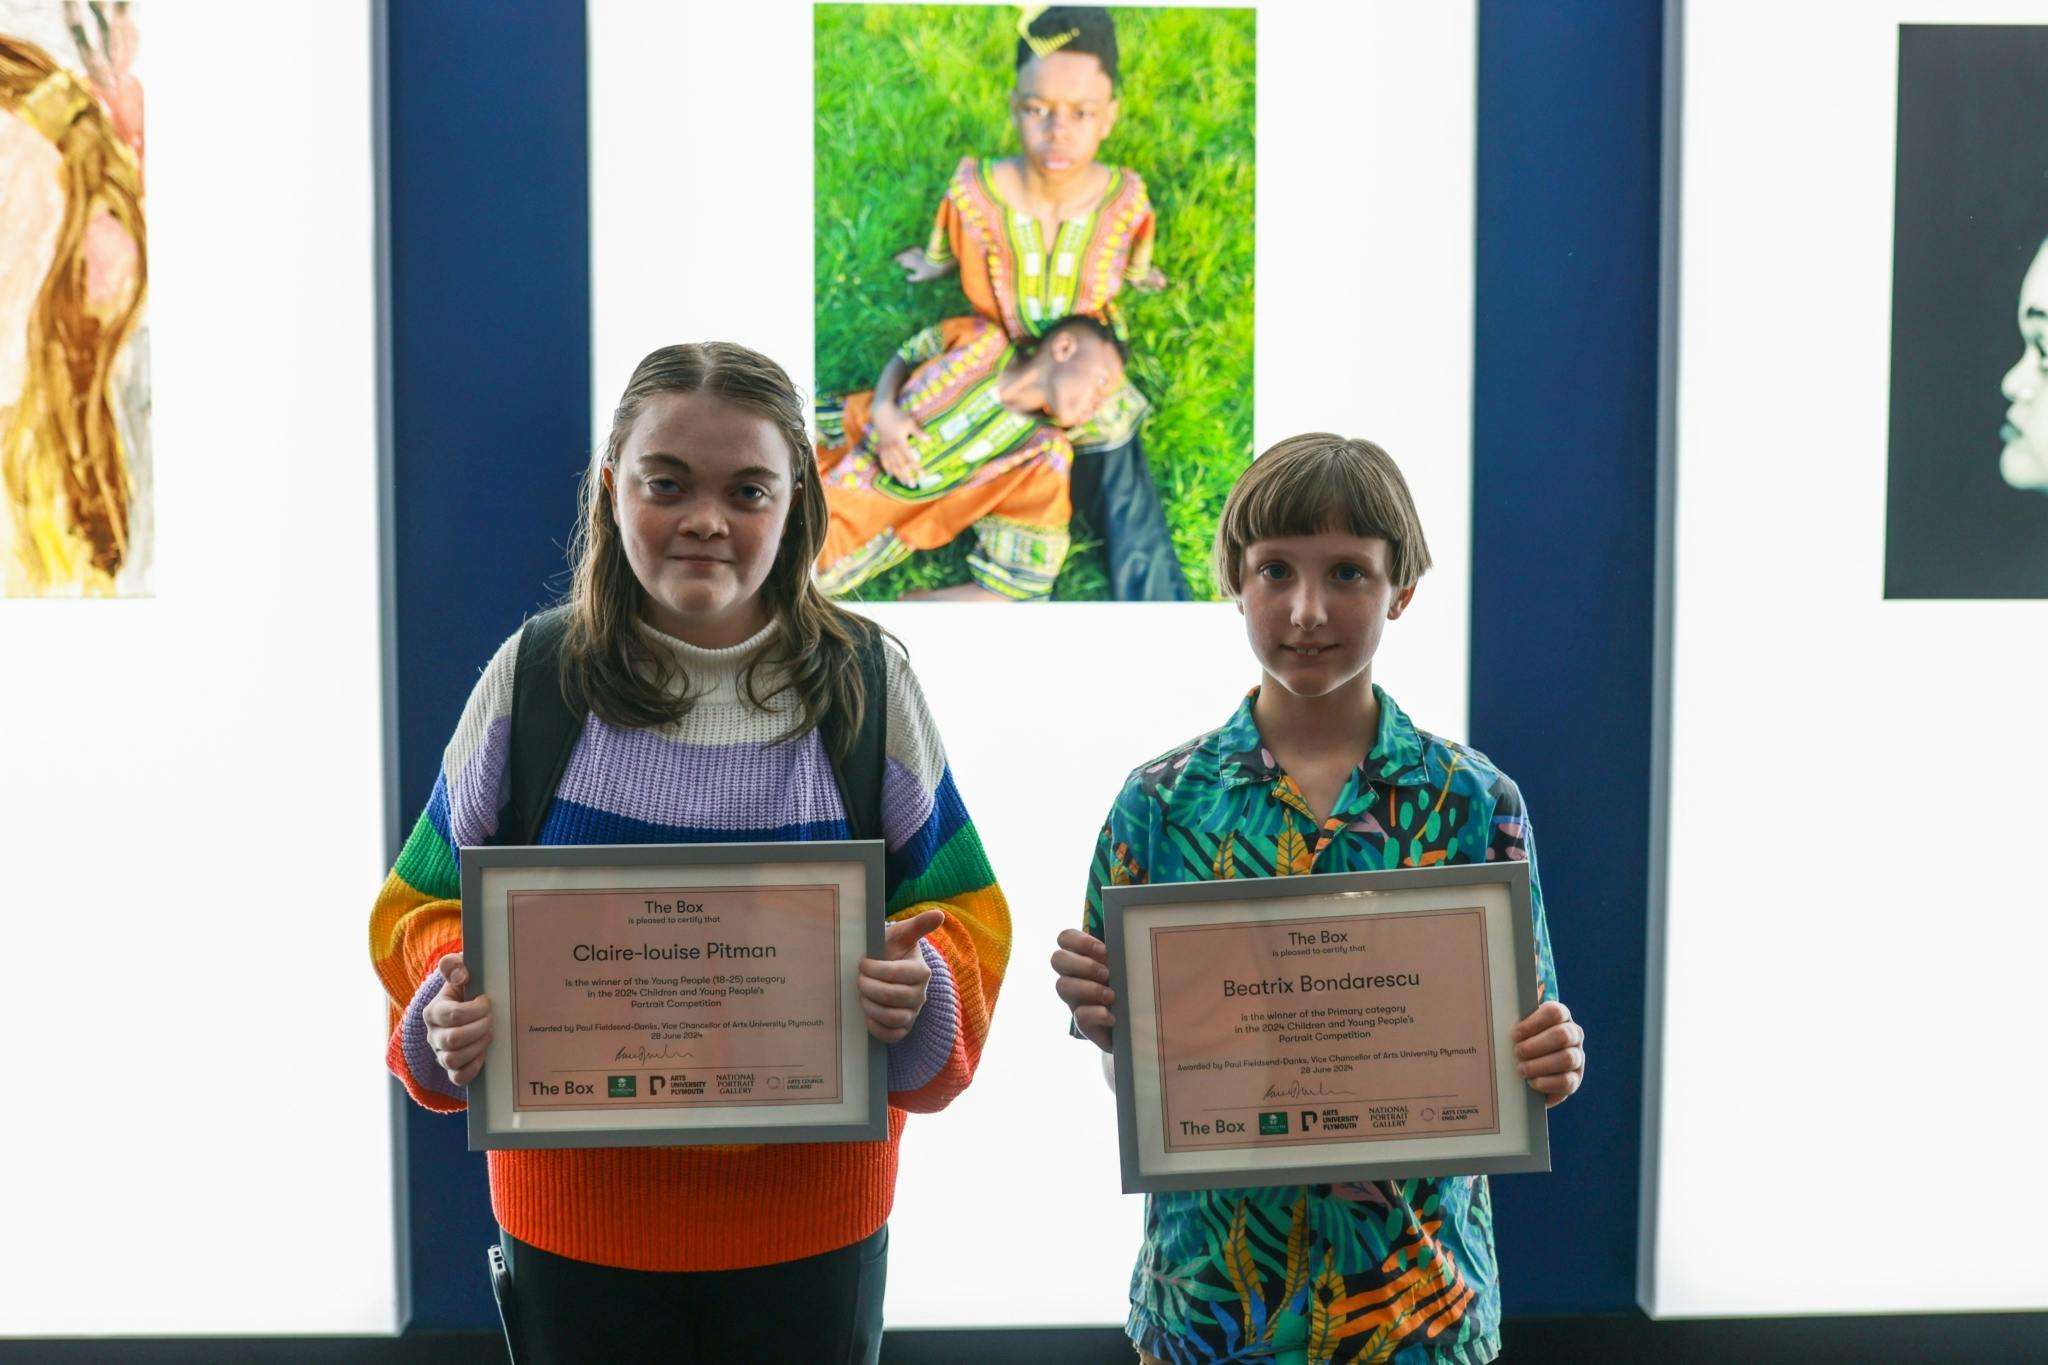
[1884,23,2048,599]
[0,0,148,599]
[813,3,1254,603]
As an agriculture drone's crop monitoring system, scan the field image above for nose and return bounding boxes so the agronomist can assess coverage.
[676,493,727,539]
[2003,352,2041,406]
[1290,582,1327,632]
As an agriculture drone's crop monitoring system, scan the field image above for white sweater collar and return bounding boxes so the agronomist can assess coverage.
[634,616,786,708]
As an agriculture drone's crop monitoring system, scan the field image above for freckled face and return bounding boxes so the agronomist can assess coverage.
[1237,532,1414,700]
[1999,241,2048,489]
[1011,51,1117,178]
[604,392,794,648]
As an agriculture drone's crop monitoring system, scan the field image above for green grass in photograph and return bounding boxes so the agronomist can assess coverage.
[814,3,1256,601]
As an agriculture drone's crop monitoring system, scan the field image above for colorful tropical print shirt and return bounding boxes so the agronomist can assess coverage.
[1081,687,1558,1365]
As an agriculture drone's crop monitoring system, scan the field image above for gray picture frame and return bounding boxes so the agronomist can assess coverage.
[1103,861,1549,1194]
[459,840,888,1151]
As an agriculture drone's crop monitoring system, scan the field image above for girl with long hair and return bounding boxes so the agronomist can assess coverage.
[369,342,1011,1361]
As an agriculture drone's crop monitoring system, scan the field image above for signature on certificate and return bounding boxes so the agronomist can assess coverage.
[613,1044,697,1063]
[1263,1079,1357,1101]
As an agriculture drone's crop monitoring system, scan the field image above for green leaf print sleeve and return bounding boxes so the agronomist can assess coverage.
[1081,810,1117,944]
[1072,814,1116,1044]
[1075,793,1152,1042]
[1488,773,1560,1004]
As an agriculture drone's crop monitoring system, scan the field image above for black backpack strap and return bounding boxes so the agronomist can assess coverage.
[824,620,890,844]
[504,605,584,846]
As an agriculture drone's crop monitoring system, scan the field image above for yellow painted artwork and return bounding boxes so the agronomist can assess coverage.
[1,1,147,597]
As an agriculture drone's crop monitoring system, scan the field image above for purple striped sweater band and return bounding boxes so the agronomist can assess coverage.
[401,967,468,1102]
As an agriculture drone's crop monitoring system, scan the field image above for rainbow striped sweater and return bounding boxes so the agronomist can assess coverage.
[368,618,1010,1272]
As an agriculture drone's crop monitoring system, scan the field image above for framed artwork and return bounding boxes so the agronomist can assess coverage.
[1,0,149,597]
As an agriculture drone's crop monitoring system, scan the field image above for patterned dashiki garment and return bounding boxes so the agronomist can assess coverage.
[1081,687,1559,1365]
[815,317,1073,601]
[925,155,1153,452]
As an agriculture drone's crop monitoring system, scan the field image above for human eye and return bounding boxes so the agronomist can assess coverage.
[645,475,681,497]
[732,483,770,504]
[1256,560,1292,582]
[1332,563,1367,584]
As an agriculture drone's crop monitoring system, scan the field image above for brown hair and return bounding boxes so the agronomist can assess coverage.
[1,36,147,591]
[1212,433,1433,595]
[562,342,877,751]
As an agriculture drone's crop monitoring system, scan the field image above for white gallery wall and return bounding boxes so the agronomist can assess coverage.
[590,0,1476,1327]
[1645,0,2048,1317]
[0,2,396,1335]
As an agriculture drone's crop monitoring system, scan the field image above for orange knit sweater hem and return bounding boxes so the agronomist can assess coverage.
[488,1108,908,1272]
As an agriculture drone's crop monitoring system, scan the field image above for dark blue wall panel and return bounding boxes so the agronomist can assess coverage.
[1472,1,1664,1315]
[387,0,590,1330]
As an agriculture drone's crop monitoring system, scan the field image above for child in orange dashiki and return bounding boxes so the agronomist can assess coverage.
[896,7,1160,455]
[892,7,1190,601]
[816,315,1125,602]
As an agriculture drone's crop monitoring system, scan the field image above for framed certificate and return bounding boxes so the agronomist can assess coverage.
[1103,862,1548,1193]
[459,841,887,1150]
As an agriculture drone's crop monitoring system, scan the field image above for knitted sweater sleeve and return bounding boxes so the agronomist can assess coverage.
[368,631,520,1112]
[876,645,1012,1113]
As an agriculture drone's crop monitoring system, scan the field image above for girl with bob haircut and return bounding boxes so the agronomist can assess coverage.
[1208,433,1435,595]
[370,342,1012,1362]
[1054,433,1584,1364]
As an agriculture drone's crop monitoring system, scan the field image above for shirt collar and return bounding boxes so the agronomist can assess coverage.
[1217,684,1438,790]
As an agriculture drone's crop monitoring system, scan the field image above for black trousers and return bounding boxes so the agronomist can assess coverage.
[492,1224,888,1364]
[1070,430,1194,602]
